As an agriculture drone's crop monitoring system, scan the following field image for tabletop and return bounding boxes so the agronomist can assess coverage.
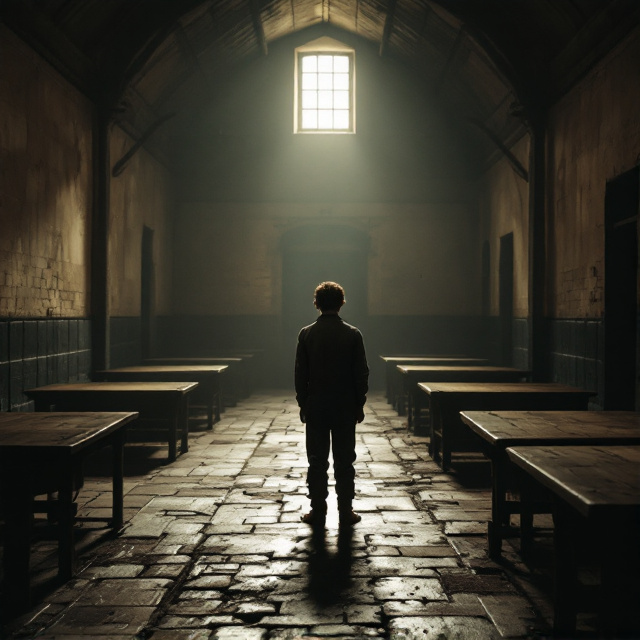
[145,357,242,364]
[380,356,488,363]
[100,365,228,373]
[0,412,138,456]
[506,445,640,518]
[460,410,640,448]
[398,365,527,374]
[419,382,594,395]
[26,381,199,394]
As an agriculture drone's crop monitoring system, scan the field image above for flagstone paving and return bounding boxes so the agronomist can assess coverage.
[2,391,557,639]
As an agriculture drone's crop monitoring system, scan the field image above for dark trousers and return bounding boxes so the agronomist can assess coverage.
[305,408,357,513]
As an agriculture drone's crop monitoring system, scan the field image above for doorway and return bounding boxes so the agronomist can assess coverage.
[141,226,155,361]
[604,167,639,410]
[281,225,369,379]
[499,233,514,366]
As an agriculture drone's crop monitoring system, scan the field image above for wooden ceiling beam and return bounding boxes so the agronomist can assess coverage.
[379,0,397,57]
[175,24,211,85]
[2,0,96,98]
[434,27,466,97]
[249,0,268,56]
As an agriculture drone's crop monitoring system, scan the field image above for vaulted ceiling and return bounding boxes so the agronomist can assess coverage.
[4,0,639,162]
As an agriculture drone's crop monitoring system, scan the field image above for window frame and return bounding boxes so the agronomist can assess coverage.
[295,49,355,134]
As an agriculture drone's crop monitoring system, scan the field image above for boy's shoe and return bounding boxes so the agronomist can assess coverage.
[339,510,362,527]
[300,510,326,526]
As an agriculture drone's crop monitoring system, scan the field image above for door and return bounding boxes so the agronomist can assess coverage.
[499,233,514,366]
[141,226,155,361]
[604,167,639,410]
[281,224,369,384]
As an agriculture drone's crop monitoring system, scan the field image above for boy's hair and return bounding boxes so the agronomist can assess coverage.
[314,281,345,311]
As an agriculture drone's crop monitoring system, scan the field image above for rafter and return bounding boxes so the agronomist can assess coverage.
[249,0,268,56]
[379,0,397,57]
[468,118,529,182]
[175,24,211,85]
[434,28,466,97]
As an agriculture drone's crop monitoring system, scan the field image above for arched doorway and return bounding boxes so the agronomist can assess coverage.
[280,224,369,379]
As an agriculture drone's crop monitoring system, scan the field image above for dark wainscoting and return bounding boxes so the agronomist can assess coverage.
[0,318,92,412]
[512,317,530,371]
[155,314,492,389]
[109,316,142,369]
[546,318,603,408]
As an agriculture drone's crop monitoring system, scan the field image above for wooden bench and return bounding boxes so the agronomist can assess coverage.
[397,365,530,426]
[98,365,228,429]
[459,410,640,559]
[379,356,488,410]
[420,382,595,469]
[25,382,198,462]
[0,411,138,612]
[507,445,640,637]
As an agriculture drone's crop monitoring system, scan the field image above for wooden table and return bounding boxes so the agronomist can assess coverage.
[145,357,246,403]
[397,365,529,425]
[420,382,595,469]
[460,410,640,558]
[0,411,138,612]
[507,445,640,637]
[25,382,198,462]
[98,365,227,429]
[379,356,488,409]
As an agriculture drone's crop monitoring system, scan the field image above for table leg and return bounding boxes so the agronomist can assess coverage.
[553,506,578,636]
[111,432,125,530]
[180,397,190,455]
[57,467,76,581]
[397,376,407,416]
[519,477,535,559]
[430,402,441,463]
[1,476,34,614]
[169,404,178,463]
[216,375,223,422]
[488,458,504,559]
[441,408,453,472]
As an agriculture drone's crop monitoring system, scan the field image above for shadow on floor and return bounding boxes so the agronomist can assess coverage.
[307,525,355,604]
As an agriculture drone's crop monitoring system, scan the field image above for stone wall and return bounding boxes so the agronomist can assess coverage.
[0,26,92,319]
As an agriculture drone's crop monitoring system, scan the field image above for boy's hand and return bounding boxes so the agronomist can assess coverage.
[357,409,365,423]
[299,410,306,423]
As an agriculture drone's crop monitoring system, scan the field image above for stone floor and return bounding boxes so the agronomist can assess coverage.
[2,390,563,639]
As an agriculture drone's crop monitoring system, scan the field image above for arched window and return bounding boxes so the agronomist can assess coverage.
[294,37,355,134]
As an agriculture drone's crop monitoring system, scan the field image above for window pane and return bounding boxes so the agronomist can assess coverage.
[318,91,333,109]
[302,55,317,72]
[302,73,317,90]
[334,91,349,109]
[318,55,333,72]
[334,55,349,73]
[334,110,349,129]
[297,52,353,133]
[334,73,349,91]
[318,110,333,129]
[302,91,317,109]
[318,73,333,90]
[301,110,318,129]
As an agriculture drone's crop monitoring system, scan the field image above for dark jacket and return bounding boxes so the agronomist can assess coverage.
[295,313,369,414]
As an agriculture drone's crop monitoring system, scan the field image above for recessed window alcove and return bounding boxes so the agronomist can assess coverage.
[281,223,369,354]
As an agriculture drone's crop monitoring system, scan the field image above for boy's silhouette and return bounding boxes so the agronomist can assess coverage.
[295,281,369,527]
